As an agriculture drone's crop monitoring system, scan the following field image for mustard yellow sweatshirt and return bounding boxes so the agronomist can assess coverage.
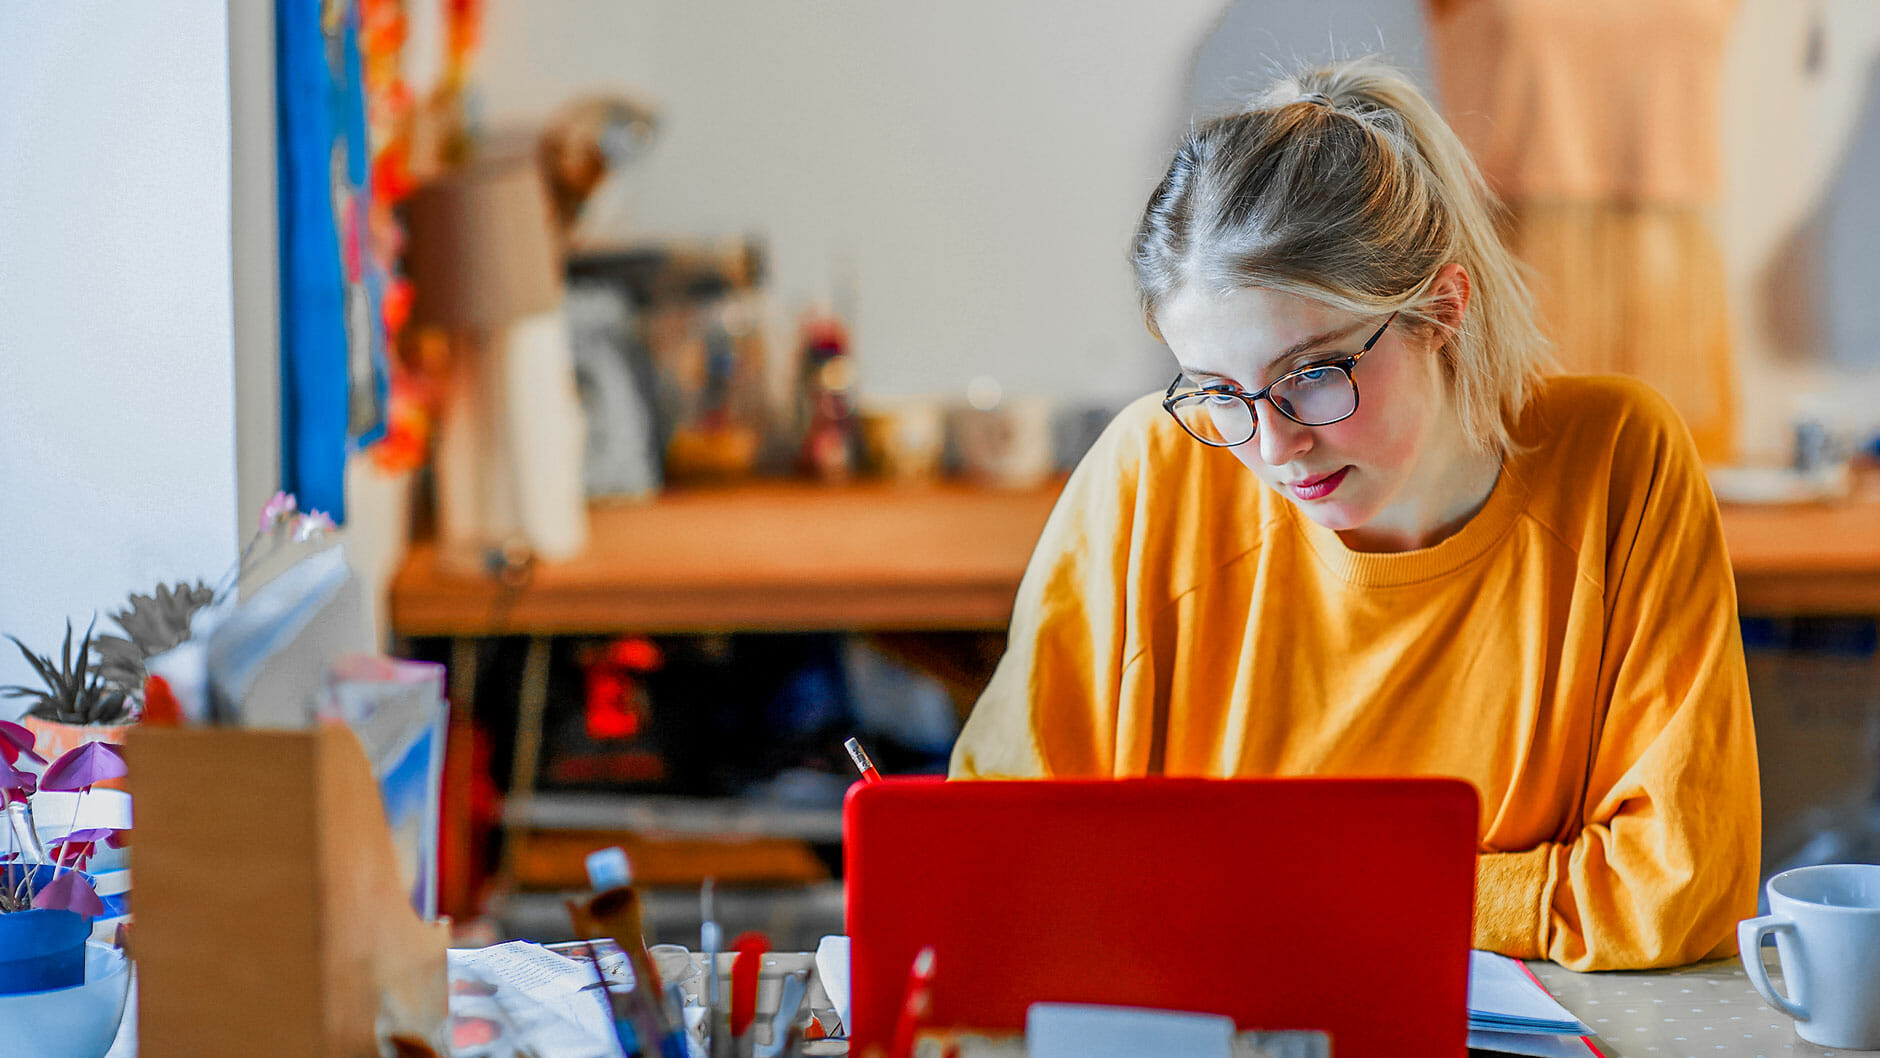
[951,375,1759,971]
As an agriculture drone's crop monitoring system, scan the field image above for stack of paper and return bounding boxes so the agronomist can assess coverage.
[1467,952,1594,1057]
[448,941,629,1058]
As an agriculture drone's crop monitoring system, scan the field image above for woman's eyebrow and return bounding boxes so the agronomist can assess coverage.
[1267,321,1366,367]
[1184,321,1368,387]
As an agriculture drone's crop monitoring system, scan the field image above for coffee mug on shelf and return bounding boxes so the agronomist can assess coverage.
[1738,862,1880,1049]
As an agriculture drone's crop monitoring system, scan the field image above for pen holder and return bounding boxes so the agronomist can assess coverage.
[126,724,451,1058]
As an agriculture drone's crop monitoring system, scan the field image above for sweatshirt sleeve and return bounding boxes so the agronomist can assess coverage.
[949,408,1148,779]
[1473,392,1761,970]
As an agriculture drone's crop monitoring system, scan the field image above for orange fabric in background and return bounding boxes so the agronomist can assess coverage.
[1505,203,1738,462]
[1427,0,1742,463]
[951,377,1760,971]
[1425,0,1733,205]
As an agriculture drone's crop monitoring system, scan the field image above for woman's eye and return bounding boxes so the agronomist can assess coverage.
[1201,391,1240,406]
[1293,367,1335,384]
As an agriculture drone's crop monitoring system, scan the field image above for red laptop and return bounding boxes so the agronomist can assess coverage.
[844,776,1478,1058]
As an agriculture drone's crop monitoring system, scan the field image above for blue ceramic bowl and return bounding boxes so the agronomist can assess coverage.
[0,943,130,1058]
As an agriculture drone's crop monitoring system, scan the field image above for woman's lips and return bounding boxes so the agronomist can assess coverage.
[1287,466,1350,500]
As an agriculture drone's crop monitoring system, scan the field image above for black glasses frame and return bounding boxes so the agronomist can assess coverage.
[1161,312,1397,448]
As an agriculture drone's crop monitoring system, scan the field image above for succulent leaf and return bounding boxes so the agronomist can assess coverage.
[94,580,216,698]
[0,619,134,725]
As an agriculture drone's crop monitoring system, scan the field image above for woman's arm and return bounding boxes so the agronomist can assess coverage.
[950,407,1153,779]
[1474,401,1761,970]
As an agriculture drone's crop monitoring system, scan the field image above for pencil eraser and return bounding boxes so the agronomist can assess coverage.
[586,846,632,891]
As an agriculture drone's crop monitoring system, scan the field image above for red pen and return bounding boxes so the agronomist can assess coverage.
[887,945,936,1058]
[730,930,769,1056]
[844,737,883,784]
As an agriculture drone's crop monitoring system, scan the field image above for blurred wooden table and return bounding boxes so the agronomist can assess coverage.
[1720,495,1880,616]
[391,479,1880,918]
[391,481,1880,635]
[392,480,1065,637]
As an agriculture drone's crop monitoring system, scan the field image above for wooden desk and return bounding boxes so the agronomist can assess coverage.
[1530,949,1843,1056]
[1720,497,1880,616]
[392,482,1880,636]
[391,481,1065,637]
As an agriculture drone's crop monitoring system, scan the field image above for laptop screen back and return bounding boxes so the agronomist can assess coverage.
[844,776,1478,1058]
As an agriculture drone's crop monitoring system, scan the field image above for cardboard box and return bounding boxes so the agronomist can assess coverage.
[127,724,449,1057]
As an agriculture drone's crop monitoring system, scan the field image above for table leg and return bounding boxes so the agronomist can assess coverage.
[443,637,481,920]
[496,635,553,893]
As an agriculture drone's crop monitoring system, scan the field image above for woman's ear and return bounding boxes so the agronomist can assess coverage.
[1424,263,1472,334]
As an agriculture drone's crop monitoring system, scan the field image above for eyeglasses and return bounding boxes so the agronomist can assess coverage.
[1162,312,1396,447]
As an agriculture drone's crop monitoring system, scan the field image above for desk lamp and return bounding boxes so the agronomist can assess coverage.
[405,151,589,577]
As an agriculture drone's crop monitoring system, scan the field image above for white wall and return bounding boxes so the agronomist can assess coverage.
[1721,0,1880,458]
[0,4,241,710]
[477,0,1880,461]
[476,0,1224,403]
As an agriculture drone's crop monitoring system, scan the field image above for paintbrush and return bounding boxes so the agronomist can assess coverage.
[585,940,638,1058]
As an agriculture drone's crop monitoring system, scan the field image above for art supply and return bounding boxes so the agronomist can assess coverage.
[579,849,687,1058]
[730,931,770,1058]
[703,879,728,1058]
[887,946,935,1058]
[755,970,808,1058]
[586,846,632,891]
[842,738,881,784]
[585,940,637,1058]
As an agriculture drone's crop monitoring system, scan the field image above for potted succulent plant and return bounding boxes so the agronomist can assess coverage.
[1,621,137,788]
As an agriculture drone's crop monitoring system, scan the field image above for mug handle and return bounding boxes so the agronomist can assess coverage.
[1738,915,1807,1021]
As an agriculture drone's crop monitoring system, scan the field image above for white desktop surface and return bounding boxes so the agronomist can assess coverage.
[105,948,1839,1056]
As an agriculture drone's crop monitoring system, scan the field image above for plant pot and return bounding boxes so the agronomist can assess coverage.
[8,863,125,921]
[0,904,89,994]
[0,942,131,1058]
[18,717,133,791]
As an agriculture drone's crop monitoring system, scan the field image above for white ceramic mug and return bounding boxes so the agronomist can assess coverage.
[1739,863,1880,1049]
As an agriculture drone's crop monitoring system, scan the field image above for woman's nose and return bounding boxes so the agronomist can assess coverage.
[1254,400,1312,466]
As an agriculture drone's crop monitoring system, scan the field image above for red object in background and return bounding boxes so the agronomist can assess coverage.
[142,675,184,727]
[440,714,503,920]
[581,638,663,741]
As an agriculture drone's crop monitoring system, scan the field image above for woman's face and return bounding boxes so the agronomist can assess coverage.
[1155,274,1488,551]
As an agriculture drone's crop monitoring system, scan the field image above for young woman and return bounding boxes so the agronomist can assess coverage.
[949,58,1759,971]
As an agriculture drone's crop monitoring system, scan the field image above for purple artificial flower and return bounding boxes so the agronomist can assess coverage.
[32,868,104,917]
[0,720,44,768]
[49,827,116,868]
[40,742,127,794]
[0,754,35,802]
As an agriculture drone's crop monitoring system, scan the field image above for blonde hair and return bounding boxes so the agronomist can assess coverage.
[1132,57,1549,455]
